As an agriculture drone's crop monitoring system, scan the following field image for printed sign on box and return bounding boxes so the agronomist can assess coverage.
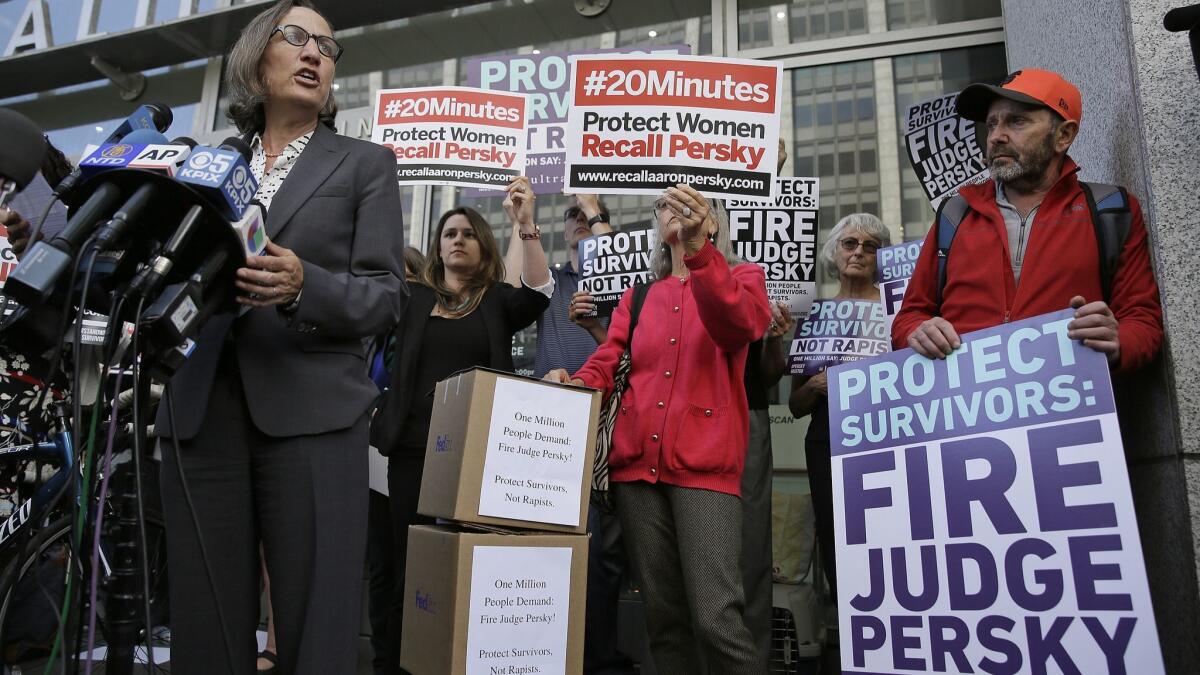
[577,225,657,318]
[466,45,689,195]
[371,86,529,191]
[787,299,889,376]
[565,54,782,200]
[727,177,819,316]
[904,92,989,211]
[877,239,924,340]
[827,309,1163,675]
[466,546,573,673]
[477,377,593,527]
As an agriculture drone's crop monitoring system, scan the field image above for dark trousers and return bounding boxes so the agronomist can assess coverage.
[366,489,398,675]
[159,362,369,675]
[382,451,435,675]
[584,504,636,674]
[614,481,762,675]
[804,437,837,596]
[741,409,774,666]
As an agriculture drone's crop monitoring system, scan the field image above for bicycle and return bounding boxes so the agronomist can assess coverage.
[0,402,170,673]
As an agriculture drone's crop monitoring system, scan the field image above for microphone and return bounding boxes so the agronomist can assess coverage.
[90,134,195,252]
[175,137,258,221]
[231,201,268,258]
[0,108,49,208]
[141,246,232,350]
[54,103,173,198]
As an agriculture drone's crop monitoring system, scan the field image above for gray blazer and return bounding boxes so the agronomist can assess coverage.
[156,123,407,439]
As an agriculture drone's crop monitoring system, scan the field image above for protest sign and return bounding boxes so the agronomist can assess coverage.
[827,309,1163,675]
[904,92,989,211]
[565,54,782,200]
[787,299,888,376]
[577,225,657,317]
[467,45,688,195]
[877,239,924,340]
[371,86,529,191]
[728,177,818,315]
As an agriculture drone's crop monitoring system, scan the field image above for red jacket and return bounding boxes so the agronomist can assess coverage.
[892,157,1162,373]
[574,242,771,496]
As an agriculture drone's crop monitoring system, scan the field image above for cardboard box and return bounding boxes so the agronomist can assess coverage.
[420,368,600,534]
[400,525,588,675]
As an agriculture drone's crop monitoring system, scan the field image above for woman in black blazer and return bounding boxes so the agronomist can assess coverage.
[368,177,550,669]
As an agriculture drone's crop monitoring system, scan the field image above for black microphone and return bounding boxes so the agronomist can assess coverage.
[54,103,173,199]
[0,108,48,208]
[141,245,232,350]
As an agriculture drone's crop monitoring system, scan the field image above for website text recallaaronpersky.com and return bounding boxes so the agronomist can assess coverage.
[569,164,771,197]
[395,164,519,185]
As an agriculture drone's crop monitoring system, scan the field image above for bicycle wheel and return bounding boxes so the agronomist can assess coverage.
[0,513,171,672]
[0,516,77,666]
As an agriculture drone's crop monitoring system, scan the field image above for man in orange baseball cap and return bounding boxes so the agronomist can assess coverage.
[893,68,1163,379]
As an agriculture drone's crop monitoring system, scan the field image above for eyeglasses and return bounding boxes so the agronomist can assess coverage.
[563,205,609,223]
[272,24,343,62]
[840,237,880,254]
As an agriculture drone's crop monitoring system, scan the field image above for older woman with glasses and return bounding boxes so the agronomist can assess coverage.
[154,1,405,673]
[788,213,891,597]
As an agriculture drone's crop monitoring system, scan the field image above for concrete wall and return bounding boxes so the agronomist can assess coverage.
[1002,0,1200,671]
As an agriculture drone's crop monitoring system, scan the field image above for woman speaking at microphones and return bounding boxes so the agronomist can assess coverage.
[545,185,771,673]
[155,2,405,674]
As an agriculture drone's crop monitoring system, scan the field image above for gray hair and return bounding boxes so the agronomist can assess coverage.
[224,0,338,134]
[650,199,742,280]
[821,213,892,278]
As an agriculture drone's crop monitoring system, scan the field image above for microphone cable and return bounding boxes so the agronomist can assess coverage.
[166,392,238,675]
[129,295,160,671]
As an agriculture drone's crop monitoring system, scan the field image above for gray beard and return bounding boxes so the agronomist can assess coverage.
[990,158,1034,183]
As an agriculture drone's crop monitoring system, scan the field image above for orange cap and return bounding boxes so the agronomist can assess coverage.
[956,68,1082,124]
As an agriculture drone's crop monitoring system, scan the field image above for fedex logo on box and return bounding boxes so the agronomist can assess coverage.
[435,434,452,453]
[414,590,437,614]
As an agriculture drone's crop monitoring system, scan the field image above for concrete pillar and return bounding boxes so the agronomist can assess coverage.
[1003,1,1200,671]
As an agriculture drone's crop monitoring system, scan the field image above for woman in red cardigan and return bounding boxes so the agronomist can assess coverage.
[546,184,771,673]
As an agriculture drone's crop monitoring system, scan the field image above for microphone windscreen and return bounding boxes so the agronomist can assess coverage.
[0,108,48,189]
[220,136,253,162]
[121,129,170,146]
[1164,4,1200,31]
[145,102,174,132]
[170,136,198,148]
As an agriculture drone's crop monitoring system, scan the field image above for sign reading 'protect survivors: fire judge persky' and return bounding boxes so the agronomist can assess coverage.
[564,54,782,200]
[827,309,1163,675]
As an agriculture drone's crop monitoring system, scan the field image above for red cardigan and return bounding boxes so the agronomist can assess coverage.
[892,157,1163,374]
[574,242,771,496]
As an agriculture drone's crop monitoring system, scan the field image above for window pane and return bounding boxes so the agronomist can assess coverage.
[886,0,1003,30]
[738,0,871,50]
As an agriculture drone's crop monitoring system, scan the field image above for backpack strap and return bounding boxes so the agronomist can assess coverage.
[934,194,971,311]
[1079,181,1132,304]
[626,282,651,351]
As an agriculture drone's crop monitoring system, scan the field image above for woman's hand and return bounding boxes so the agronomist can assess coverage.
[767,301,795,339]
[1,207,34,260]
[236,240,305,307]
[543,368,584,386]
[809,370,828,396]
[661,184,711,255]
[568,290,599,329]
[503,176,537,234]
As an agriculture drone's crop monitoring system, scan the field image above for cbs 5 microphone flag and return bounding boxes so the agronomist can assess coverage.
[371,86,530,191]
[564,53,783,200]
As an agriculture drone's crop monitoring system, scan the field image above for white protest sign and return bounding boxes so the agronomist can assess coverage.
[371,86,529,191]
[727,177,819,316]
[466,546,573,675]
[904,92,989,211]
[578,225,658,317]
[828,310,1163,674]
[877,239,924,341]
[478,378,592,526]
[565,54,782,200]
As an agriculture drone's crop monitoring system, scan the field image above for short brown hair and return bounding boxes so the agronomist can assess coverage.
[224,0,338,133]
[422,207,506,315]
